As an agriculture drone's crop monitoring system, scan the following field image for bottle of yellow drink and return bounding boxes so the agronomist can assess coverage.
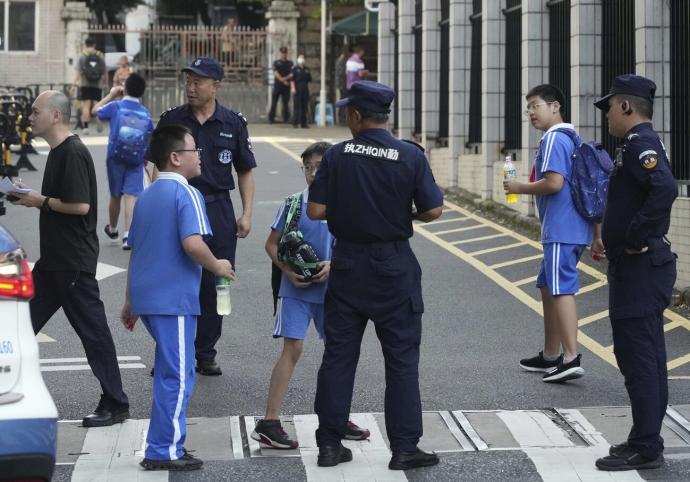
[503,155,519,204]
[215,277,232,316]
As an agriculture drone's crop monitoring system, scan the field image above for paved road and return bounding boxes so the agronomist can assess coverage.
[3,125,690,481]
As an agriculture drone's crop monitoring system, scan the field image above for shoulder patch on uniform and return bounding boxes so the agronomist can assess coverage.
[343,142,400,161]
[639,149,658,170]
[233,111,248,126]
[160,105,182,118]
[626,132,640,142]
[402,139,425,152]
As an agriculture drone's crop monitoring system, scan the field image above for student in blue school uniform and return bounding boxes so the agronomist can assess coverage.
[251,142,370,450]
[121,124,235,471]
[504,84,593,383]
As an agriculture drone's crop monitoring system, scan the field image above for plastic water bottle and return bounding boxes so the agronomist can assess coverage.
[215,277,232,316]
[503,155,519,204]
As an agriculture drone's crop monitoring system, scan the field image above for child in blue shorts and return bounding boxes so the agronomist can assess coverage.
[121,125,235,471]
[251,142,370,449]
[93,73,154,250]
[504,84,593,383]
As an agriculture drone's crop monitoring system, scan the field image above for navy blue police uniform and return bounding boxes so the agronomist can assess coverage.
[595,75,677,464]
[309,81,444,459]
[157,57,257,368]
[291,63,312,128]
[268,51,293,123]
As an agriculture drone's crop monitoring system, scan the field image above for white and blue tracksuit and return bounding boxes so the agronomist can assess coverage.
[127,171,212,460]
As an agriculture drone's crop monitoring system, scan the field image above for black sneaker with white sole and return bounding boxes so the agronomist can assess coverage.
[104,225,119,243]
[519,351,560,373]
[543,354,584,383]
[251,419,298,449]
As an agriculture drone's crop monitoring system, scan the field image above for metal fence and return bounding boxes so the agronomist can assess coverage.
[670,0,690,186]
[600,0,635,156]
[467,1,482,146]
[83,26,278,122]
[548,0,571,121]
[503,1,522,151]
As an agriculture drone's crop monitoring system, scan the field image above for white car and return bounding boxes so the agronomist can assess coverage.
[0,225,57,481]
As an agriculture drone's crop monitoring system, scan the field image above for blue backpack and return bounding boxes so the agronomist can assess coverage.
[112,106,151,167]
[556,128,614,223]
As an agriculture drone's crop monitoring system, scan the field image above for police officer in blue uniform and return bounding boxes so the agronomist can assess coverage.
[291,54,311,128]
[307,81,444,470]
[592,74,677,472]
[268,47,293,124]
[156,58,257,375]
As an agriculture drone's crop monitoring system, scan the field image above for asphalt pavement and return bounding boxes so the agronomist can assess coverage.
[3,123,690,481]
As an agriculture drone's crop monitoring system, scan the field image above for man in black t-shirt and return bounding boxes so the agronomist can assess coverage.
[14,90,130,427]
[268,46,293,123]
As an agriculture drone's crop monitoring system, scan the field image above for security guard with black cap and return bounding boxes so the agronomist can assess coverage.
[156,57,257,376]
[592,74,677,472]
[307,80,444,470]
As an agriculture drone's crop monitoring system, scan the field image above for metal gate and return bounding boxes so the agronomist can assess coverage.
[670,0,690,189]
[503,0,522,152]
[548,0,571,121]
[84,26,281,122]
[439,0,450,143]
[413,1,423,138]
[467,0,482,146]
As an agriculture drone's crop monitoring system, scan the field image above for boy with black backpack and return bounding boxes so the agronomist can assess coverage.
[93,73,154,250]
[251,142,370,449]
[75,38,107,135]
[504,84,594,383]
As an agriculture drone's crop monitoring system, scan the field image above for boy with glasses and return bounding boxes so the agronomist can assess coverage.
[251,142,370,449]
[504,84,593,383]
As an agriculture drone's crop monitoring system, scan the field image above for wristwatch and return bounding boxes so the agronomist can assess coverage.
[41,196,51,212]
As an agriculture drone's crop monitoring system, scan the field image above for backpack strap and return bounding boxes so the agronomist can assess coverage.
[279,192,303,246]
[554,128,581,148]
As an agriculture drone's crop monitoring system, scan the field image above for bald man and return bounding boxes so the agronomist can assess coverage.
[14,91,130,427]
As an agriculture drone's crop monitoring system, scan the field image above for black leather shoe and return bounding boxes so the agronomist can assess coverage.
[196,360,222,376]
[596,449,663,471]
[140,451,203,471]
[317,444,353,467]
[609,441,628,456]
[389,448,439,470]
[82,396,129,428]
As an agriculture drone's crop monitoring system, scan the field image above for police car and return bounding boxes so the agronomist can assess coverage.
[0,225,57,481]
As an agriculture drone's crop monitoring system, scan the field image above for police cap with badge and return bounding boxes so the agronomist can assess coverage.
[594,74,656,111]
[182,57,225,81]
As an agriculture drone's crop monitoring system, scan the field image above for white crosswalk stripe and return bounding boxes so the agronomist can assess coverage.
[55,406,690,481]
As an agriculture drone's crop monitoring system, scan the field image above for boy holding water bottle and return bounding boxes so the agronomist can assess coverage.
[503,84,593,383]
[121,125,235,471]
[250,142,370,449]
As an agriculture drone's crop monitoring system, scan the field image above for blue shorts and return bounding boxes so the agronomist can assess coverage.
[106,158,145,197]
[536,243,586,296]
[273,297,324,340]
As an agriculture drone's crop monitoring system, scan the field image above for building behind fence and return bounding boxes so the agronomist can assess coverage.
[377,0,690,288]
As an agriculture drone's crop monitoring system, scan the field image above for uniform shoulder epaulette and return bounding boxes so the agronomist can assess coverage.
[626,132,640,142]
[233,111,248,126]
[402,139,425,153]
[160,105,183,118]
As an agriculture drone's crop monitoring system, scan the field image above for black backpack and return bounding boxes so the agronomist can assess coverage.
[82,51,104,82]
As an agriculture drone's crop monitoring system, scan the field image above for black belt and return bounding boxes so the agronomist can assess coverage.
[203,191,231,203]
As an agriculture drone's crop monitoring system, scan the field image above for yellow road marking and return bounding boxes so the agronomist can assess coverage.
[267,140,303,163]
[433,224,486,236]
[514,275,538,286]
[669,376,690,380]
[467,242,526,257]
[578,310,609,327]
[424,216,470,225]
[664,319,684,332]
[452,233,510,245]
[489,254,543,269]
[575,280,608,296]
[667,353,690,371]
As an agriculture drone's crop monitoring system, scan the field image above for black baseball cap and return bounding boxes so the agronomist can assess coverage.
[182,57,224,81]
[594,74,656,110]
[335,80,395,114]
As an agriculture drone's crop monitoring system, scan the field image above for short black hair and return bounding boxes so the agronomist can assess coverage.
[301,142,332,163]
[617,94,654,119]
[526,84,566,115]
[84,38,96,48]
[353,45,364,54]
[149,124,192,171]
[347,104,389,124]
[124,73,146,98]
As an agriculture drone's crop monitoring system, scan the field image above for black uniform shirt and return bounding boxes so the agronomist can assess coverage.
[273,59,293,87]
[602,122,677,254]
[157,102,257,195]
[291,65,312,87]
[309,128,443,243]
[37,135,99,274]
